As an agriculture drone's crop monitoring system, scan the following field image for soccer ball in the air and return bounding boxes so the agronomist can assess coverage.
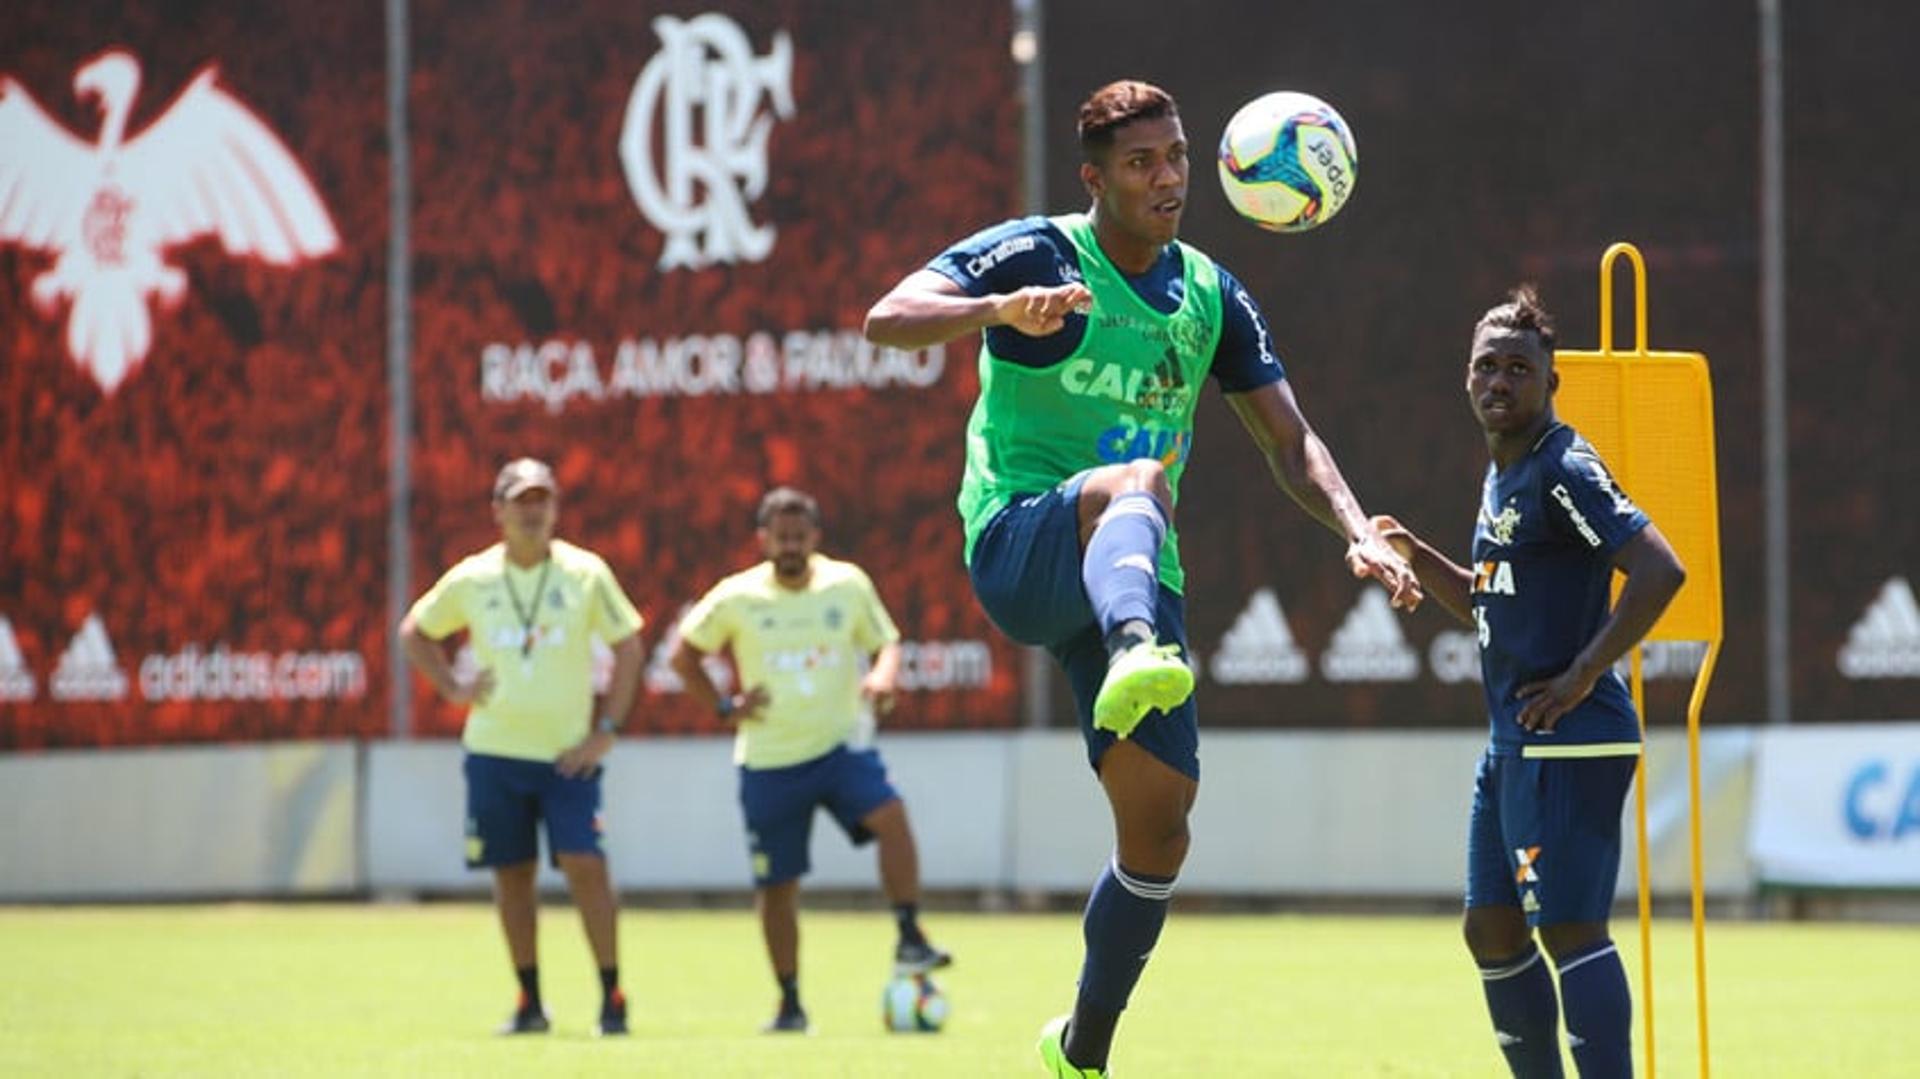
[1216,90,1358,233]
[881,973,949,1033]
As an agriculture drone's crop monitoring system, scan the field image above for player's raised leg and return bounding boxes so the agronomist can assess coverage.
[1076,461,1192,737]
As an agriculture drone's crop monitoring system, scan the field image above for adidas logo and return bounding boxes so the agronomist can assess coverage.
[1320,591,1419,683]
[0,617,36,701]
[1209,588,1308,685]
[1839,577,1920,679]
[50,613,130,701]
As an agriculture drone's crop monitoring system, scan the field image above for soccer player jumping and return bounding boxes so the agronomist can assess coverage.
[1374,287,1685,1077]
[864,80,1420,1076]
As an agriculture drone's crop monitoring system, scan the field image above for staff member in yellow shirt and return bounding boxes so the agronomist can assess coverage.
[400,458,644,1038]
[670,487,951,1034]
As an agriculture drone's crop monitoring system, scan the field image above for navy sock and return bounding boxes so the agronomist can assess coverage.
[894,902,926,946]
[599,966,620,1005]
[515,964,542,1013]
[776,972,801,1013]
[1065,858,1175,1071]
[1557,939,1632,1078]
[1479,944,1564,1078]
[1081,493,1166,648]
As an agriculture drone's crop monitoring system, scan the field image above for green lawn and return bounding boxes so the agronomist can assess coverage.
[3,904,1914,1076]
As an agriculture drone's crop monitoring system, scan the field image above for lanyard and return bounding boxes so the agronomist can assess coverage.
[502,558,553,658]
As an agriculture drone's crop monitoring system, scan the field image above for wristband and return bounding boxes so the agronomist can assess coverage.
[595,714,620,736]
[715,695,735,719]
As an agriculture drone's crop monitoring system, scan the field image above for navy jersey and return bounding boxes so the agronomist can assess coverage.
[1472,423,1650,756]
[925,215,1285,392]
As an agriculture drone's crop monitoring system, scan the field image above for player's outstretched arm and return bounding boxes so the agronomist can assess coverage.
[1370,515,1474,625]
[1515,524,1687,732]
[864,269,1092,350]
[1225,381,1421,610]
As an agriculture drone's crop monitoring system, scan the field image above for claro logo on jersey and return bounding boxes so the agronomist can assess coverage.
[0,49,338,392]
[620,14,794,270]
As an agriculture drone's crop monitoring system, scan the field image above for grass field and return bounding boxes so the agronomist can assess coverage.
[4,903,1916,1076]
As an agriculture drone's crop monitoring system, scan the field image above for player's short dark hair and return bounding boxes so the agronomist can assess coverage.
[756,487,820,527]
[1476,284,1557,351]
[1078,80,1178,164]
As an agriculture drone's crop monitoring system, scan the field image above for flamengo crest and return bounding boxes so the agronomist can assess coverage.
[620,14,794,270]
[0,49,338,392]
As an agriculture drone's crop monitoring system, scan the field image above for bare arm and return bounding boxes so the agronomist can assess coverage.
[1515,524,1688,732]
[398,613,493,706]
[667,636,767,722]
[1225,381,1422,609]
[863,269,1092,350]
[599,631,644,728]
[1371,515,1476,625]
[862,641,902,716]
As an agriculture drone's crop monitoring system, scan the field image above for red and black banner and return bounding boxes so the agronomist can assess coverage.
[1,1,389,747]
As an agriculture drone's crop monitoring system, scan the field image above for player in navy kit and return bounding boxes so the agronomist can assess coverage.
[1374,286,1685,1078]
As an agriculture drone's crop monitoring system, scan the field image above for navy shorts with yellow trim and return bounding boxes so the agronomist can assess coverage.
[738,744,900,887]
[463,752,604,868]
[1464,748,1637,926]
[968,476,1199,781]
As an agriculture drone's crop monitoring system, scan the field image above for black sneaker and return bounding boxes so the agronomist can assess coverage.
[595,988,628,1037]
[893,938,953,976]
[761,1005,809,1034]
[497,1006,551,1035]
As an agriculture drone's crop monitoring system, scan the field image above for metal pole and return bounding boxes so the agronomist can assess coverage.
[1759,0,1790,724]
[386,0,415,737]
[1015,0,1051,732]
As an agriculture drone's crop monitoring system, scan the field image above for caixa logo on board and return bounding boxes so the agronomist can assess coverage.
[1843,759,1920,841]
[619,14,794,270]
[0,49,338,392]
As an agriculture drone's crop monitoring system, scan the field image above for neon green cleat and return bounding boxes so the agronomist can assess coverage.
[1037,1014,1108,1077]
[1091,641,1194,738]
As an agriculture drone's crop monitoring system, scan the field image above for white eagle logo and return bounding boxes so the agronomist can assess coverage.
[0,49,338,392]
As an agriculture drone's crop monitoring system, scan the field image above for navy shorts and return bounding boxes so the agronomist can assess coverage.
[463,752,605,869]
[969,476,1199,781]
[738,744,900,886]
[1464,749,1638,926]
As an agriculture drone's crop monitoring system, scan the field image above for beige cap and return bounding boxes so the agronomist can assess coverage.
[492,457,558,501]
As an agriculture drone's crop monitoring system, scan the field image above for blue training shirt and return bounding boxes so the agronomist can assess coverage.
[925,215,1285,392]
[1473,422,1651,757]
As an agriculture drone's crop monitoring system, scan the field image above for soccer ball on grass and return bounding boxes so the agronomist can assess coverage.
[881,973,949,1033]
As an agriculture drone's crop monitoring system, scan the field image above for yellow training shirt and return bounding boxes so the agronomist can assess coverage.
[409,539,643,761]
[678,554,900,769]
